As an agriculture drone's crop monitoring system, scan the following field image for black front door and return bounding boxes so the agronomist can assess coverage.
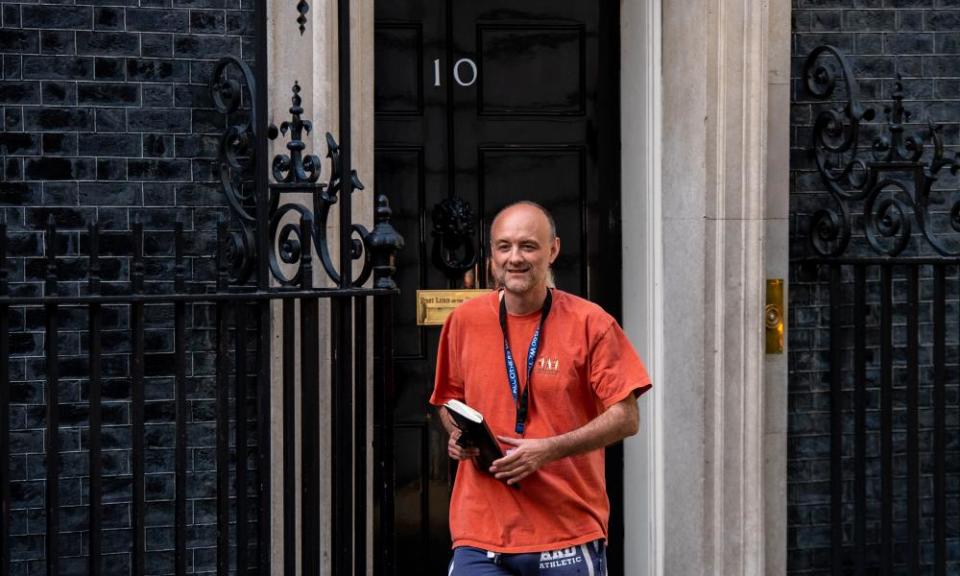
[374,1,621,573]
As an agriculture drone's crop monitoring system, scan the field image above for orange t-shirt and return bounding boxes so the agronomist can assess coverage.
[429,289,652,554]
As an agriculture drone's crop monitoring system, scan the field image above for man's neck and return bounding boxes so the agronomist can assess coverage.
[503,285,549,316]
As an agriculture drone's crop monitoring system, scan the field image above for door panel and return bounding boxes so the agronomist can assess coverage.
[478,146,587,294]
[477,25,586,116]
[375,1,619,573]
[375,25,424,115]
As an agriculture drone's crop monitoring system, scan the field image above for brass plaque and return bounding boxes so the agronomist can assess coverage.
[416,289,491,326]
[766,279,784,354]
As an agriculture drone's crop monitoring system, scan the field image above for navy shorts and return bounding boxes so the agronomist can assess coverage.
[448,541,607,576]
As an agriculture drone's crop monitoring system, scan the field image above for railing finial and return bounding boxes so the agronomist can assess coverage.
[369,195,405,290]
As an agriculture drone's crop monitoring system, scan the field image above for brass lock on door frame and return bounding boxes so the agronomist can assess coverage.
[766,279,784,354]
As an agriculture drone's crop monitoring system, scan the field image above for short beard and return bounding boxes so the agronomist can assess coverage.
[492,268,555,292]
[497,270,536,295]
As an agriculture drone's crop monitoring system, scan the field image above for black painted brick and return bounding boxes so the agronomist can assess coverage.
[3,0,257,573]
[857,33,883,54]
[21,6,93,30]
[5,158,23,180]
[899,10,923,30]
[143,183,175,205]
[0,183,41,206]
[21,56,94,81]
[0,30,38,53]
[4,55,23,80]
[42,182,78,205]
[0,82,40,105]
[95,107,125,132]
[127,109,190,132]
[226,11,253,35]
[796,33,855,55]
[845,10,897,30]
[93,57,126,81]
[78,182,141,206]
[143,134,174,157]
[127,159,191,180]
[812,11,843,30]
[78,133,140,156]
[23,108,94,131]
[141,34,173,58]
[125,9,189,33]
[4,108,23,131]
[41,81,77,106]
[173,0,231,8]
[886,32,933,54]
[40,31,76,56]
[94,7,125,31]
[24,157,96,181]
[96,158,127,180]
[125,58,189,82]
[936,32,960,53]
[174,84,212,108]
[3,5,21,29]
[174,134,218,158]
[927,10,960,29]
[77,83,140,107]
[191,10,225,33]
[190,108,224,132]
[0,133,39,156]
[792,0,960,573]
[76,32,141,57]
[42,133,78,157]
[142,84,173,107]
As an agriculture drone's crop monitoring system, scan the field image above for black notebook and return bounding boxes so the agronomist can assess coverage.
[444,399,504,474]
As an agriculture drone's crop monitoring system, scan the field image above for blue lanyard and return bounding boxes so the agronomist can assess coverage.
[499,289,553,434]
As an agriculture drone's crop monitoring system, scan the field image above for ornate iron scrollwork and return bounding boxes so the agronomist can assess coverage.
[804,46,960,257]
[431,197,478,278]
[265,82,402,288]
[209,56,269,284]
[212,73,403,289]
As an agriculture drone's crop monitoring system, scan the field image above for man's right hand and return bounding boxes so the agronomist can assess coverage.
[448,429,480,461]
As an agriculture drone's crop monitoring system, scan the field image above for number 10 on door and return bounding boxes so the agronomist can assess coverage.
[434,58,478,87]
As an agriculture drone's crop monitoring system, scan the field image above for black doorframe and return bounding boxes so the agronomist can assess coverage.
[597,2,625,573]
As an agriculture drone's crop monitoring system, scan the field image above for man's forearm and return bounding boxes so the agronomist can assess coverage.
[546,396,639,461]
[438,406,458,436]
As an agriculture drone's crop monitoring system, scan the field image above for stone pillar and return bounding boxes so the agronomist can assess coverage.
[267,0,376,573]
[700,0,770,568]
[638,0,783,569]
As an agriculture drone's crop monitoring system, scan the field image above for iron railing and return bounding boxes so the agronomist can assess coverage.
[0,0,403,572]
[0,211,400,576]
[796,46,960,575]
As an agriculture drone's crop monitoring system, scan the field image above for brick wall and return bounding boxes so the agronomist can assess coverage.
[791,1,960,573]
[0,0,255,574]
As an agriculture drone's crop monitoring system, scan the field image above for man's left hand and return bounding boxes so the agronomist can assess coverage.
[490,436,558,485]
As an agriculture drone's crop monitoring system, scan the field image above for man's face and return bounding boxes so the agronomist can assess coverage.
[489,205,560,297]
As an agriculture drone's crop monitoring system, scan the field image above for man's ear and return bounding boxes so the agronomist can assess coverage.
[549,237,561,264]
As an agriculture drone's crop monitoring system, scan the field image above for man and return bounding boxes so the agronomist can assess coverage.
[430,201,652,575]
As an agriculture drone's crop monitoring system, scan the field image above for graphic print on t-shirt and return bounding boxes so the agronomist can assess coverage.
[536,355,560,375]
